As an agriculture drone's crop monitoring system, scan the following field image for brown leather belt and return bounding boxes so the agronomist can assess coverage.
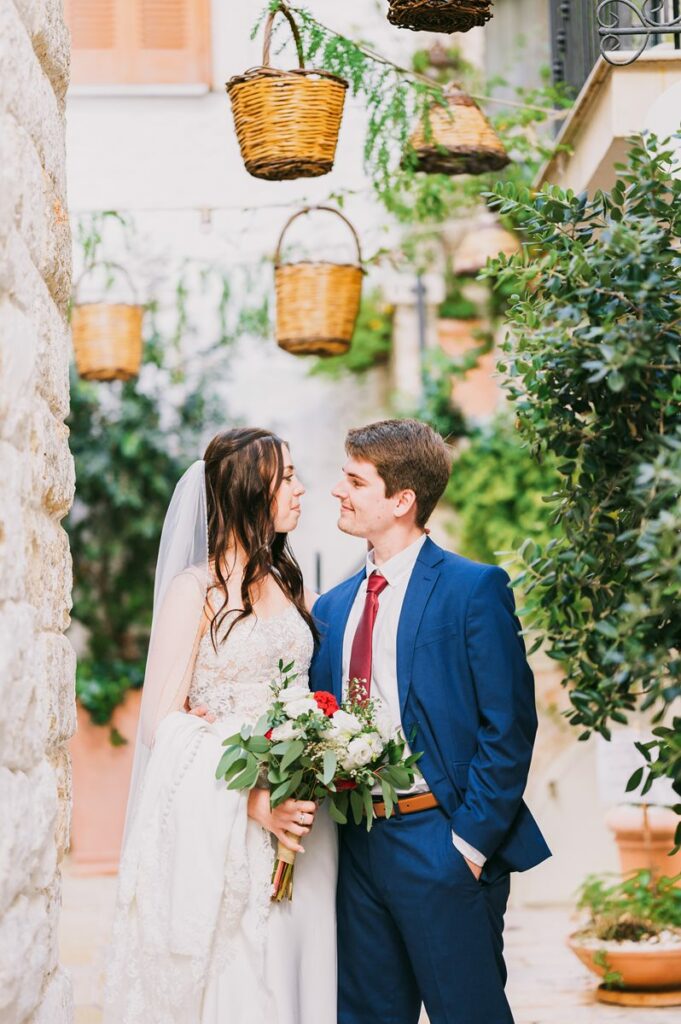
[373,791,439,818]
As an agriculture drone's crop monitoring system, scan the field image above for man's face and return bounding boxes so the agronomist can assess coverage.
[331,457,396,540]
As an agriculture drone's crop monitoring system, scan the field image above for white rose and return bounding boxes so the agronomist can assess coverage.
[270,721,303,742]
[279,685,313,705]
[373,709,397,745]
[327,710,363,740]
[285,697,318,720]
[364,731,384,758]
[341,736,375,770]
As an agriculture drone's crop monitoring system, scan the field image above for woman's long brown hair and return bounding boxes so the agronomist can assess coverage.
[203,427,318,649]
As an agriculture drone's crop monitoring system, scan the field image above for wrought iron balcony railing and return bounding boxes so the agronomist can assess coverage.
[550,0,601,94]
[550,0,681,96]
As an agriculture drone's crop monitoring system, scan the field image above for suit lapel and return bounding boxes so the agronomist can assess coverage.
[396,538,443,719]
[328,570,365,702]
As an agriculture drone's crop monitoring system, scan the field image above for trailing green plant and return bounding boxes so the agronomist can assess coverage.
[68,215,270,737]
[309,290,393,378]
[76,659,145,745]
[73,212,270,361]
[410,44,480,86]
[257,3,572,224]
[438,272,478,320]
[575,869,681,942]
[482,134,681,816]
[68,345,213,739]
[443,414,562,566]
[591,948,624,990]
[408,349,468,443]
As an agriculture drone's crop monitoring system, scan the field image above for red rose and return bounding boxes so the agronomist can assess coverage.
[314,691,340,717]
[265,728,273,740]
[335,780,357,790]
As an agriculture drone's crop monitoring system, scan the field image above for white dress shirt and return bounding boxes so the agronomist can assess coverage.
[341,534,486,867]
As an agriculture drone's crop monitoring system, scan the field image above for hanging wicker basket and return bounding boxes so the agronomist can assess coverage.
[408,86,509,176]
[226,2,348,181]
[71,264,144,381]
[274,206,364,357]
[387,0,494,33]
[453,222,520,277]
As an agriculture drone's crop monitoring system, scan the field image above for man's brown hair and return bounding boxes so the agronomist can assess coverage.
[345,419,452,528]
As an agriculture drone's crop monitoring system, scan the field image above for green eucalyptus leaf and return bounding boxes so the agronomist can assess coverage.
[322,749,337,786]
[281,740,305,773]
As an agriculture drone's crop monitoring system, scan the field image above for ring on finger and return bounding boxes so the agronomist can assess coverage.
[298,812,306,825]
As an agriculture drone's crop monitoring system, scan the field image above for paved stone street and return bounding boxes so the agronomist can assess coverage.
[60,860,677,1024]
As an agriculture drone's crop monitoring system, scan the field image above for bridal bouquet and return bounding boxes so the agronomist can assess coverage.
[215,659,421,901]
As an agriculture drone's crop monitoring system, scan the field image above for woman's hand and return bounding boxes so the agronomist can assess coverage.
[247,789,317,854]
[185,700,216,724]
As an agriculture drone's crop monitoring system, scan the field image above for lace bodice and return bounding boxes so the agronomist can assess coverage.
[187,604,314,724]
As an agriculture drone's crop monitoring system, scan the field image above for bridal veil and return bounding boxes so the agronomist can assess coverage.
[124,458,210,840]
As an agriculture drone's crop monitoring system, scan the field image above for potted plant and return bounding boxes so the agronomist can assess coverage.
[440,413,561,565]
[568,870,681,1006]
[605,804,681,879]
[70,662,145,874]
[436,276,479,349]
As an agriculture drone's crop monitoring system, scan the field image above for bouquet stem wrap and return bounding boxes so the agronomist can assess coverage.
[271,835,296,901]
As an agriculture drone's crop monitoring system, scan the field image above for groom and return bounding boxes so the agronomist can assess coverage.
[310,419,551,1024]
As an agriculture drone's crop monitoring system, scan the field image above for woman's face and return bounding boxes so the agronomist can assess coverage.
[272,444,305,533]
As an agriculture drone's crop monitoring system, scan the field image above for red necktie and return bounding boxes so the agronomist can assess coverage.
[348,571,388,699]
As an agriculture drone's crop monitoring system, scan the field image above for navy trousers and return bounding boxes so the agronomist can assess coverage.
[337,807,514,1024]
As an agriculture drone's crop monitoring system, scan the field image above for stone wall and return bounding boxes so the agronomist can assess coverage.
[0,2,75,1022]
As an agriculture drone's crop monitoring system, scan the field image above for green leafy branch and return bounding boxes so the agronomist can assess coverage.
[480,134,681,794]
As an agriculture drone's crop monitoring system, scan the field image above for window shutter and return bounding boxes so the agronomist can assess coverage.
[66,0,211,86]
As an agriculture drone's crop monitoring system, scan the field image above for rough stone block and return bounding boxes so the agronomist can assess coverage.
[0,602,45,771]
[0,229,70,417]
[38,631,76,749]
[0,111,71,310]
[0,1,66,197]
[48,745,72,861]
[23,513,72,633]
[12,0,71,104]
[0,299,38,450]
[30,398,75,518]
[0,442,29,602]
[0,113,49,277]
[28,964,73,1024]
[0,761,58,918]
[0,892,51,1023]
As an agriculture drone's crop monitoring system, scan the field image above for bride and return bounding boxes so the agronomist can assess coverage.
[103,427,338,1024]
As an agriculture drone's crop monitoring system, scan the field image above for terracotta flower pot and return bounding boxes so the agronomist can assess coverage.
[568,935,681,1002]
[605,805,681,881]
[437,317,501,420]
[69,688,142,875]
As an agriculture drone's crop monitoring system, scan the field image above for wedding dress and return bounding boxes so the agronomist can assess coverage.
[103,599,338,1024]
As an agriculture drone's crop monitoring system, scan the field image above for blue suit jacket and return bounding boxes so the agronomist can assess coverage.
[309,537,551,882]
